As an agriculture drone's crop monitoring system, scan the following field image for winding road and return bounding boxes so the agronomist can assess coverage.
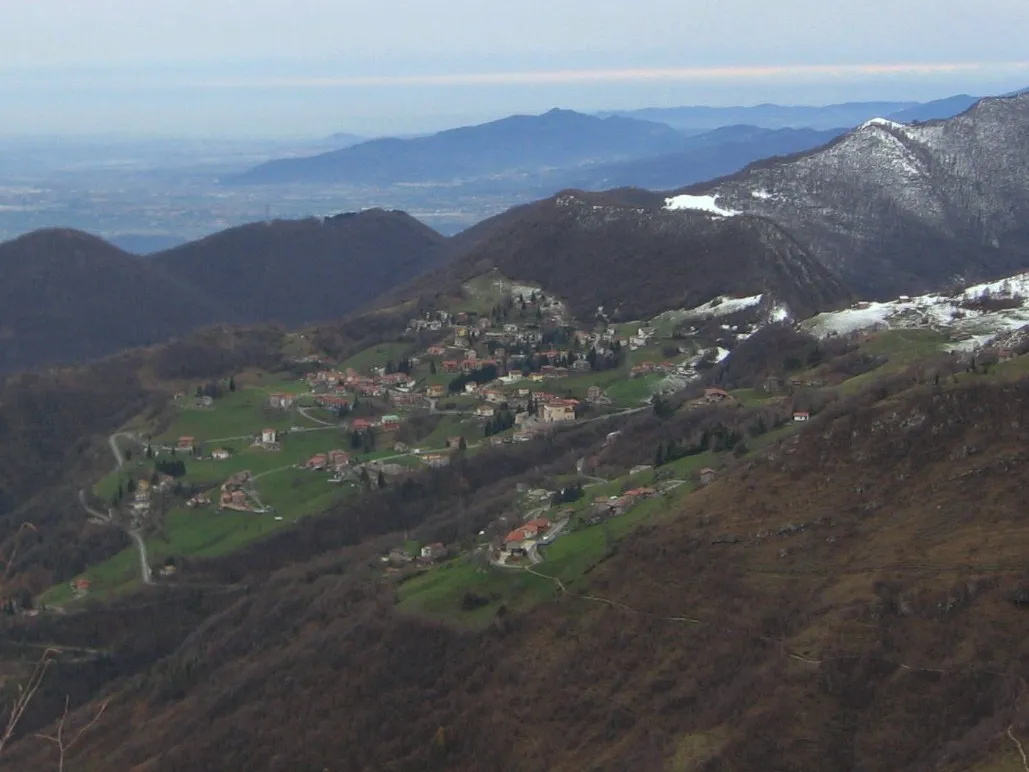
[81,432,154,585]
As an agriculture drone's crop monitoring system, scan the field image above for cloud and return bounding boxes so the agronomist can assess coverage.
[196,60,1029,89]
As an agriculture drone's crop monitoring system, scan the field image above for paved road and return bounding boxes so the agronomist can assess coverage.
[78,431,153,587]
[296,405,337,427]
[129,529,154,585]
[108,431,141,469]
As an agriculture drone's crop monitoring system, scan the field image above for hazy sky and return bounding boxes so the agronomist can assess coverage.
[2,0,1028,136]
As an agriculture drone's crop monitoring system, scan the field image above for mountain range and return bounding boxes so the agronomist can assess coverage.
[228,108,689,186]
[225,95,990,194]
[5,92,1029,375]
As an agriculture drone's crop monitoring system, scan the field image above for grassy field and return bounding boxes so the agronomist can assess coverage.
[160,390,297,443]
[605,373,663,406]
[397,479,696,627]
[341,342,413,373]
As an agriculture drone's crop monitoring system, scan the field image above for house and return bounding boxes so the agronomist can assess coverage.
[261,428,277,445]
[329,449,351,467]
[699,467,717,485]
[541,399,578,423]
[421,453,451,468]
[464,382,480,394]
[71,578,90,595]
[187,494,211,508]
[212,448,232,461]
[194,395,214,408]
[134,480,150,502]
[158,564,177,578]
[482,388,506,404]
[572,359,592,372]
[528,372,545,382]
[442,360,460,373]
[306,453,328,470]
[525,517,550,536]
[379,414,401,431]
[587,386,603,403]
[420,543,447,561]
[390,391,423,407]
[475,404,496,418]
[267,392,295,410]
[427,345,446,356]
[793,411,810,422]
[704,388,731,403]
[177,436,196,452]
[446,436,465,449]
[351,418,373,432]
[392,442,409,453]
[426,384,447,398]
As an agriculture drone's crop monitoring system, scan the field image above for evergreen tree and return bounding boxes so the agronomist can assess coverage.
[377,470,387,489]
[459,436,468,451]
[430,361,437,376]
[654,442,665,467]
[228,375,236,392]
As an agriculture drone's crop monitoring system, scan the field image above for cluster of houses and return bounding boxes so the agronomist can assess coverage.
[587,487,657,523]
[218,471,253,512]
[381,541,449,570]
[303,449,352,474]
[502,517,552,554]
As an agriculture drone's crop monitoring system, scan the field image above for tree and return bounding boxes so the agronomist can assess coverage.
[126,479,137,494]
[430,361,437,376]
[228,375,236,392]
[377,470,387,489]
[654,442,666,467]
[458,436,468,451]
[359,467,371,490]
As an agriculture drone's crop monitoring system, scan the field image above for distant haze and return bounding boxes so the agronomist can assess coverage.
[1,0,1028,136]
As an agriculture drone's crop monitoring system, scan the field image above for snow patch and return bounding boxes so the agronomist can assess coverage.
[664,193,740,217]
[681,294,764,319]
[750,189,774,200]
[714,347,732,363]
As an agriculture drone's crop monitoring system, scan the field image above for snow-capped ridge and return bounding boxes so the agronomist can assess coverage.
[801,270,1029,351]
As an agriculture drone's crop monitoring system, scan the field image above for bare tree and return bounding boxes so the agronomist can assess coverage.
[0,523,43,758]
[0,648,56,757]
[34,696,108,772]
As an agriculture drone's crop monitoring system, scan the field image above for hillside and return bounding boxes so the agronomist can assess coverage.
[0,229,226,373]
[152,209,448,327]
[565,125,846,191]
[677,92,1029,299]
[0,210,447,372]
[407,189,850,322]
[226,109,691,185]
[9,337,1029,770]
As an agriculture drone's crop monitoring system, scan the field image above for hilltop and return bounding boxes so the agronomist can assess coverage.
[401,188,850,322]
[0,210,447,372]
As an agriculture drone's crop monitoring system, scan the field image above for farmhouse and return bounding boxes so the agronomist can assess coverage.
[793,411,811,422]
[261,428,277,445]
[212,448,232,461]
[541,399,578,423]
[177,436,196,452]
[699,467,718,485]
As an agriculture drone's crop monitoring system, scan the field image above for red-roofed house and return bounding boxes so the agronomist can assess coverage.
[704,388,731,403]
[351,418,373,432]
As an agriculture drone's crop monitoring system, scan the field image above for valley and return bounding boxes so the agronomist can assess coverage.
[4,89,1029,772]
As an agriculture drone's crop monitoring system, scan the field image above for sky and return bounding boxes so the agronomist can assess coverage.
[1,0,1028,137]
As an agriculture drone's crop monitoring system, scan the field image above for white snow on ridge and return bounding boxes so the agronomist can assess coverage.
[664,193,740,217]
[860,117,907,132]
[801,270,1029,350]
[681,294,764,319]
[750,189,774,200]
